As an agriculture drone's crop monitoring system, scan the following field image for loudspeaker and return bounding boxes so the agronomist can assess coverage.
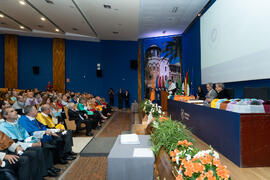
[32,66,39,75]
[130,60,137,70]
[96,70,102,77]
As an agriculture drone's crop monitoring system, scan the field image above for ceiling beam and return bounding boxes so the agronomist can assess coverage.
[72,0,98,38]
[24,0,65,33]
[0,10,32,31]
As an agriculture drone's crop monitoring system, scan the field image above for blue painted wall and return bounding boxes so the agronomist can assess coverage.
[65,40,138,107]
[2,35,139,106]
[0,35,4,88]
[181,0,270,98]
[8,36,139,107]
[65,40,103,95]
[182,19,201,95]
[101,40,138,107]
[17,36,53,90]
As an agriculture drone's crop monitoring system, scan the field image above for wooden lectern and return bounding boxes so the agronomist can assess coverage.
[161,90,169,111]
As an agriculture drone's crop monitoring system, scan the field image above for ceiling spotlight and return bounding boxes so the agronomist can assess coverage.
[19,1,26,5]
[162,30,166,34]
[45,0,54,4]
[103,4,111,9]
[55,28,59,32]
[0,14,4,18]
[20,26,24,29]
[41,17,46,21]
[198,13,201,17]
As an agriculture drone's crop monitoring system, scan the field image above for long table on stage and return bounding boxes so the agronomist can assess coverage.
[167,100,270,167]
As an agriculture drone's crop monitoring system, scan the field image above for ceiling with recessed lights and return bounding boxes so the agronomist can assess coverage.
[0,0,209,42]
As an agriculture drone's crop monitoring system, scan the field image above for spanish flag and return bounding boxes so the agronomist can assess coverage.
[184,71,188,95]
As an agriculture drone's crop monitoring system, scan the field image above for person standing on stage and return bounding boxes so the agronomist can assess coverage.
[205,83,217,103]
[167,80,177,95]
[118,88,123,109]
[109,88,114,107]
[124,90,130,109]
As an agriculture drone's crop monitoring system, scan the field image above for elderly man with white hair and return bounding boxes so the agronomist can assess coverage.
[67,103,93,136]
[215,83,229,99]
[205,83,218,103]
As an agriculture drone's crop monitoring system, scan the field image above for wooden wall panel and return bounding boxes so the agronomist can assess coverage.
[4,35,18,88]
[138,40,142,103]
[53,38,65,93]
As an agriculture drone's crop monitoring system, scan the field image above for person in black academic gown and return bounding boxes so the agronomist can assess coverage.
[124,90,130,108]
[118,88,123,109]
[108,88,114,107]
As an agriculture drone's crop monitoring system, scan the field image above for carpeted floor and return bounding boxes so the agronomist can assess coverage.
[62,157,107,180]
[61,111,135,180]
[98,111,134,137]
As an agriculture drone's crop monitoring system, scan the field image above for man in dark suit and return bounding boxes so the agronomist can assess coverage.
[67,103,93,136]
[124,90,130,108]
[215,83,228,99]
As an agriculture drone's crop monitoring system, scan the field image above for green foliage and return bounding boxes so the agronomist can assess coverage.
[139,99,153,115]
[150,118,194,155]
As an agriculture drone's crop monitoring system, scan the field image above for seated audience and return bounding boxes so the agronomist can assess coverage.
[12,96,25,115]
[46,81,53,92]
[19,105,74,165]
[36,104,75,160]
[0,131,32,180]
[67,103,93,136]
[25,92,36,106]
[0,106,56,178]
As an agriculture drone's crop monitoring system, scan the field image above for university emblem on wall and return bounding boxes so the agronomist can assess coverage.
[180,108,190,121]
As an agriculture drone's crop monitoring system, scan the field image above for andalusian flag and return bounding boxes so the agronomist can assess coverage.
[178,74,182,94]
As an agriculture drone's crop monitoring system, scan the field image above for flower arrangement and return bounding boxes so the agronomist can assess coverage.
[170,141,231,180]
[140,99,163,123]
[140,99,154,115]
[146,101,231,180]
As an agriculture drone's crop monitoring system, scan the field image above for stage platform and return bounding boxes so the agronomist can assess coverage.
[167,100,270,167]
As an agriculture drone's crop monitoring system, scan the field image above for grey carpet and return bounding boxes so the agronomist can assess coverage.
[80,137,116,157]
